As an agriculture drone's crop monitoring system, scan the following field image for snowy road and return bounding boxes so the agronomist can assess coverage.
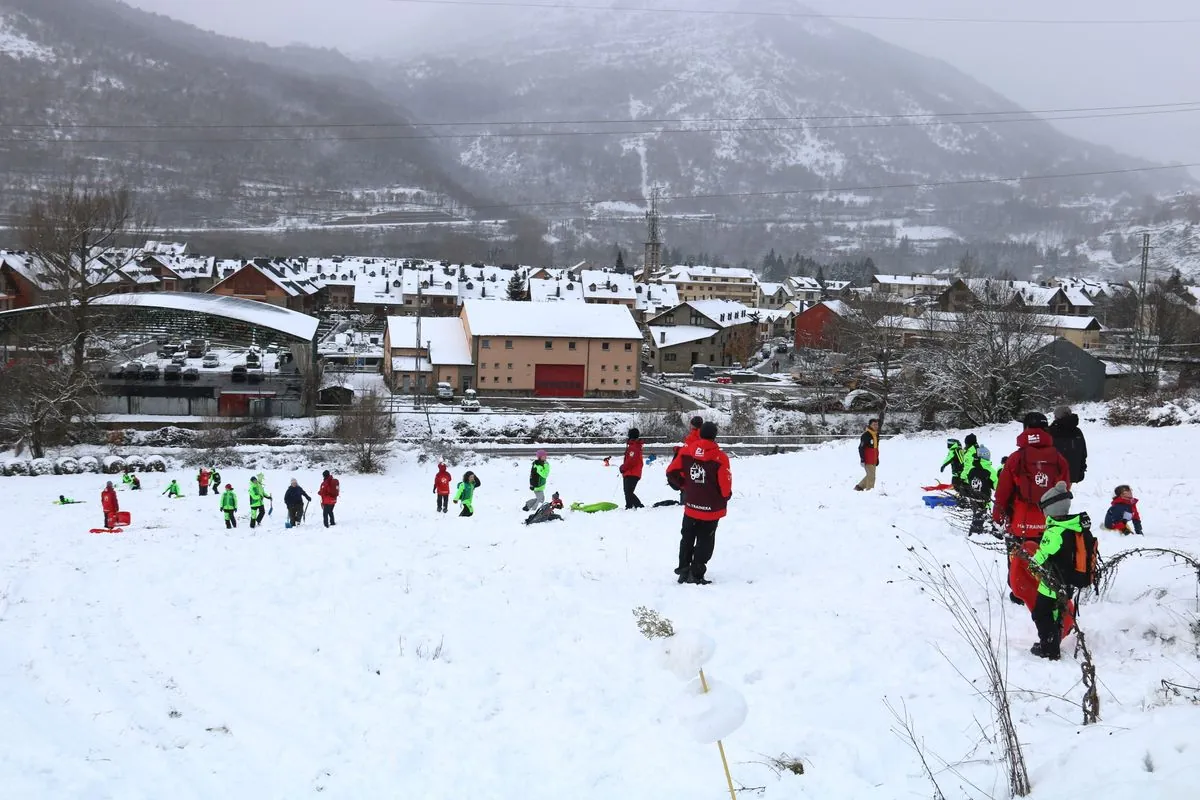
[2,426,1199,797]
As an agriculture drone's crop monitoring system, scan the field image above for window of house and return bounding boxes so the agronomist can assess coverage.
[506,376,512,383]
[482,339,490,349]
[626,379,632,385]
[601,364,607,371]
[507,363,513,369]
[494,363,499,368]
[545,341,553,350]
[505,340,513,349]
[602,342,610,351]
[624,342,633,351]
[568,341,576,351]
[665,353,677,362]
[480,362,486,369]
[601,378,607,384]
[626,365,632,371]
[493,376,499,383]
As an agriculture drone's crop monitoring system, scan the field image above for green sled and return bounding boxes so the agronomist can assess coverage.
[570,501,619,513]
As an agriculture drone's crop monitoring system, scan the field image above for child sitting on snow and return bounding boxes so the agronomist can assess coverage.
[1103,485,1143,536]
[162,479,183,498]
[524,492,564,525]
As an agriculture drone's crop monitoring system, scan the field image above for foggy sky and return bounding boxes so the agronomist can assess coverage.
[124,0,1200,170]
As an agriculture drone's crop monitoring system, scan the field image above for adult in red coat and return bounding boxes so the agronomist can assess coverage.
[318,470,340,528]
[433,463,452,514]
[619,428,645,509]
[666,421,732,585]
[993,412,1071,611]
[101,481,119,528]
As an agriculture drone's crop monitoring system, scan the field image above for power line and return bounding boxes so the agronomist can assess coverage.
[460,162,1200,213]
[3,100,1198,130]
[387,0,1200,25]
[6,106,1200,145]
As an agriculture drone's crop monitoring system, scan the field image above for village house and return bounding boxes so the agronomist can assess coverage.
[793,299,859,350]
[659,265,760,306]
[383,315,474,393]
[645,299,758,372]
[208,259,322,313]
[460,299,642,397]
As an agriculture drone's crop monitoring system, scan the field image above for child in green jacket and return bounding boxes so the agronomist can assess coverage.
[220,483,238,528]
[453,471,481,517]
[163,479,183,498]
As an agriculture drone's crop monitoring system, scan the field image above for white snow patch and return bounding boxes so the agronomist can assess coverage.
[0,18,53,61]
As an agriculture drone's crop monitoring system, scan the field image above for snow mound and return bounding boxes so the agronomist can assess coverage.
[657,629,716,680]
[123,454,146,472]
[54,457,80,475]
[77,456,100,474]
[3,458,29,476]
[143,455,167,473]
[101,455,125,473]
[679,675,748,744]
[29,458,52,476]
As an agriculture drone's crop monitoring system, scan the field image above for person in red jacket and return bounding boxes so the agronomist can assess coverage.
[619,427,645,509]
[682,415,703,449]
[433,463,453,514]
[666,421,732,585]
[197,467,211,497]
[318,469,340,528]
[854,418,880,491]
[101,480,119,529]
[992,412,1071,608]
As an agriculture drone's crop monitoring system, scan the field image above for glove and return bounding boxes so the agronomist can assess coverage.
[453,500,458,505]
[940,463,947,473]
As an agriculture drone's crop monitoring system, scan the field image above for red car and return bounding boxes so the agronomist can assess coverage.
[714,376,733,385]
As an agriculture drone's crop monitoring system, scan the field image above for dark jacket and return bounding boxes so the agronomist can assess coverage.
[1104,496,1142,535]
[284,485,310,507]
[1049,414,1088,484]
[620,438,644,478]
[666,438,733,521]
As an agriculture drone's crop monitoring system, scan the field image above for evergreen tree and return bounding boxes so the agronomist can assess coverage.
[506,270,526,301]
[615,249,626,274]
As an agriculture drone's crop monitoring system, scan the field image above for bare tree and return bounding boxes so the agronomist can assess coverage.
[333,389,393,473]
[835,296,902,431]
[907,294,1060,425]
[19,180,153,373]
[0,361,96,458]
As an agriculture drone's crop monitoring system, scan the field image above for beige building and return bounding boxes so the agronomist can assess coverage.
[461,300,641,396]
[660,265,759,306]
[383,316,474,393]
[645,300,758,373]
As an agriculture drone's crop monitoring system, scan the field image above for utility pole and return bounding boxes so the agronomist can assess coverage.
[1132,233,1154,390]
[643,185,662,284]
[414,273,423,403]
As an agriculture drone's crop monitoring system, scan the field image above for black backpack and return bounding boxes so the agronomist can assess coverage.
[1049,512,1098,589]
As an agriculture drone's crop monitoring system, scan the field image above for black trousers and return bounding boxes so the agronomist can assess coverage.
[459,504,473,517]
[224,510,237,529]
[623,475,643,509]
[678,516,719,579]
[962,469,993,534]
[250,506,266,528]
[1031,592,1063,655]
[437,494,449,513]
[199,484,208,496]
[322,504,336,527]
[287,504,303,526]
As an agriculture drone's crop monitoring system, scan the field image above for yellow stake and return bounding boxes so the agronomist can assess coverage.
[698,668,738,800]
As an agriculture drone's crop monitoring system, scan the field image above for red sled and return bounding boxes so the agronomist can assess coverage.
[89,528,124,534]
[922,483,954,492]
[105,511,132,527]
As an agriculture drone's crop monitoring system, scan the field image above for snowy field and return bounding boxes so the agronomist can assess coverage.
[2,424,1199,798]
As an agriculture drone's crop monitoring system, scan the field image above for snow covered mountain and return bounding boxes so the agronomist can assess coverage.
[382,0,1184,222]
[0,0,480,227]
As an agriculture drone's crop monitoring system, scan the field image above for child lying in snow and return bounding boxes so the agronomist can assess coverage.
[1103,484,1143,536]
[524,492,564,525]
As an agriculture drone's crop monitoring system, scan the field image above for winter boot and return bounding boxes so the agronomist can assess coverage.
[690,575,712,585]
[1030,641,1061,661]
[1009,592,1025,605]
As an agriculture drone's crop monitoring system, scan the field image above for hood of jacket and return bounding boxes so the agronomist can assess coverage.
[1017,428,1057,454]
[437,464,448,474]
[1050,413,1081,433]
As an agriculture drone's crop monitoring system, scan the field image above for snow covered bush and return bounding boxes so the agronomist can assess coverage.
[136,427,197,448]
[102,455,126,474]
[54,457,81,475]
[29,458,53,476]
[123,454,146,472]
[77,456,100,474]
[3,459,30,476]
[143,455,167,473]
[1107,394,1200,427]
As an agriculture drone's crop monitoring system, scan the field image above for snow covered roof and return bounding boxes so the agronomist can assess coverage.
[663,265,758,282]
[353,274,403,306]
[872,274,950,288]
[88,291,320,341]
[1039,314,1102,331]
[386,316,473,365]
[215,260,320,298]
[635,282,680,312]
[649,325,717,348]
[686,299,755,327]
[787,276,823,292]
[391,356,432,373]
[1060,287,1095,308]
[402,268,459,298]
[579,270,636,301]
[462,299,641,339]
[818,299,855,317]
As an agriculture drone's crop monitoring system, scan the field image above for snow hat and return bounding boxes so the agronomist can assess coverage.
[628,427,640,440]
[438,462,447,470]
[536,449,547,459]
[699,421,719,441]
[964,433,977,448]
[946,438,961,448]
[1038,481,1073,518]
[250,475,258,483]
[105,481,113,488]
[1023,411,1049,429]
[1054,405,1072,421]
[690,415,703,429]
[226,484,233,490]
[322,469,330,477]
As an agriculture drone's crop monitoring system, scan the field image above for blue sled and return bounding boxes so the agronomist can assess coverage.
[923,495,958,508]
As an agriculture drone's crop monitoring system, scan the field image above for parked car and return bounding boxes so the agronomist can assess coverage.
[461,389,480,412]
[186,340,207,358]
[124,361,144,379]
[774,344,789,354]
[140,363,161,380]
[107,363,125,379]
[231,365,248,383]
[247,370,264,385]
[714,376,733,385]
[202,354,220,368]
[245,351,261,367]
[163,363,182,381]
[171,353,187,366]
[436,381,454,400]
[182,367,199,381]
